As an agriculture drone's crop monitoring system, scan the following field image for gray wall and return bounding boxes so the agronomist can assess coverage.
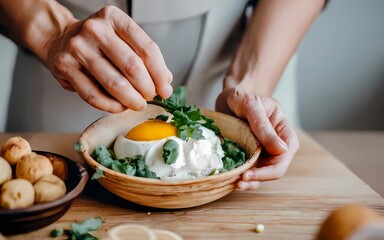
[1,0,384,131]
[0,36,16,131]
[298,0,384,130]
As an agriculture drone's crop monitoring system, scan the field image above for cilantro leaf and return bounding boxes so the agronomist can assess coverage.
[94,145,114,168]
[221,138,247,171]
[93,149,158,179]
[162,139,180,165]
[149,86,221,140]
[71,217,103,238]
[154,114,169,121]
[91,168,104,180]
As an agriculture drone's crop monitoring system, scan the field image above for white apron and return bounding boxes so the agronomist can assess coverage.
[5,0,299,132]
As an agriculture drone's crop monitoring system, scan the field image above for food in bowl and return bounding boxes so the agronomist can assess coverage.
[0,148,89,235]
[92,87,247,180]
[76,87,261,209]
[0,137,66,209]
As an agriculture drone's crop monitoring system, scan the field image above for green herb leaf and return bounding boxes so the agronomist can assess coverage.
[162,139,180,165]
[50,228,64,237]
[91,168,104,180]
[148,86,220,140]
[71,217,103,239]
[94,145,114,168]
[221,138,246,171]
[155,114,169,121]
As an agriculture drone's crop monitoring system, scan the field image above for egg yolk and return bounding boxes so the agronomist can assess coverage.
[125,120,177,141]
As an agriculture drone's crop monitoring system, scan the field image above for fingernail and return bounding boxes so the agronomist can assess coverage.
[244,171,253,181]
[162,85,173,99]
[237,181,249,190]
[250,181,262,190]
[279,139,288,151]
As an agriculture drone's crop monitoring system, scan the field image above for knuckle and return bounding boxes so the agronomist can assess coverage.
[122,55,144,77]
[82,19,100,35]
[81,89,97,105]
[107,77,126,91]
[52,54,70,76]
[97,5,118,19]
[140,40,160,60]
[67,37,83,55]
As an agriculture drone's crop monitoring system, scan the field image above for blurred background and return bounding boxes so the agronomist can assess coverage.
[0,0,383,195]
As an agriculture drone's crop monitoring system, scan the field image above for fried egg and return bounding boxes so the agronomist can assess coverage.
[113,119,224,180]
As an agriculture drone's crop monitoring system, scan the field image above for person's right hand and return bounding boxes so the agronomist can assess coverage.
[45,5,173,113]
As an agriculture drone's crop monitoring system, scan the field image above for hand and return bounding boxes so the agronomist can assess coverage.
[45,6,173,113]
[216,87,299,190]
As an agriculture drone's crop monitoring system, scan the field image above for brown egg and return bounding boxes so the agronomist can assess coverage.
[0,156,12,185]
[0,179,35,209]
[316,204,384,240]
[15,152,53,183]
[1,136,32,165]
[34,174,66,203]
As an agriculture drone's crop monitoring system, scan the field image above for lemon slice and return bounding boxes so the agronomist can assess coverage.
[107,224,156,240]
[152,229,183,240]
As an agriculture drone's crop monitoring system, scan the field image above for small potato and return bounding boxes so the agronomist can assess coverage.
[16,152,53,183]
[1,178,35,209]
[0,156,12,185]
[34,174,66,203]
[1,136,32,165]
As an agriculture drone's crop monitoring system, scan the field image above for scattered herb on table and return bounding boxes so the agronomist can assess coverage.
[50,217,103,239]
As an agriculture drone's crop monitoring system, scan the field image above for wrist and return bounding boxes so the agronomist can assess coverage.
[0,0,76,65]
[25,0,76,65]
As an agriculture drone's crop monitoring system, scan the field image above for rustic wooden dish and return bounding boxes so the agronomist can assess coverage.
[0,151,88,235]
[76,105,261,209]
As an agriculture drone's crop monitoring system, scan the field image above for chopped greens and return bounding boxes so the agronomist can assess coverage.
[91,168,104,180]
[162,139,180,165]
[149,86,221,140]
[92,86,247,179]
[221,138,246,171]
[51,217,103,240]
[92,146,158,179]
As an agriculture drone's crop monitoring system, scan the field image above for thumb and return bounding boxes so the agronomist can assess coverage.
[246,96,287,155]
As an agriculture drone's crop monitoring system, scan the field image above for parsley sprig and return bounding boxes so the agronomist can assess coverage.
[51,217,103,240]
[148,86,221,140]
[91,145,158,179]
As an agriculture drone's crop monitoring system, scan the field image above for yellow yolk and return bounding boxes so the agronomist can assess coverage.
[124,120,177,141]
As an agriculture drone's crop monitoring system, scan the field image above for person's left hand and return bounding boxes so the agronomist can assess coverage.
[216,87,299,190]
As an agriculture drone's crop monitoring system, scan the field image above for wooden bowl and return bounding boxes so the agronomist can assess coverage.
[76,105,261,209]
[0,151,89,235]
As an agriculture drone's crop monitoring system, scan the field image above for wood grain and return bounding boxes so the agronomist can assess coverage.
[1,130,383,240]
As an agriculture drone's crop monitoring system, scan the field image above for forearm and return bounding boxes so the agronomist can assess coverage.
[226,0,325,96]
[0,0,75,65]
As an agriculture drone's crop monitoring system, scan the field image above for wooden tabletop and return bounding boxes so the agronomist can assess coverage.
[2,130,384,240]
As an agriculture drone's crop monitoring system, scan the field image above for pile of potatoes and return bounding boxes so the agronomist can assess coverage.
[0,136,66,209]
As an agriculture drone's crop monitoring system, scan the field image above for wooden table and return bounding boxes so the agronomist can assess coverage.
[2,130,384,240]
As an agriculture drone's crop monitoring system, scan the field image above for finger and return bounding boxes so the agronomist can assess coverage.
[82,18,157,100]
[242,142,297,182]
[67,36,147,110]
[245,95,288,155]
[63,67,126,113]
[102,6,173,99]
[236,181,262,190]
[57,78,75,92]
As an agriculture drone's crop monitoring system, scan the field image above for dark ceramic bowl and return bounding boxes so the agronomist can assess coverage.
[0,151,88,235]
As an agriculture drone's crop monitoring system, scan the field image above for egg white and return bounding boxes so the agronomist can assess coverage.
[113,126,225,180]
